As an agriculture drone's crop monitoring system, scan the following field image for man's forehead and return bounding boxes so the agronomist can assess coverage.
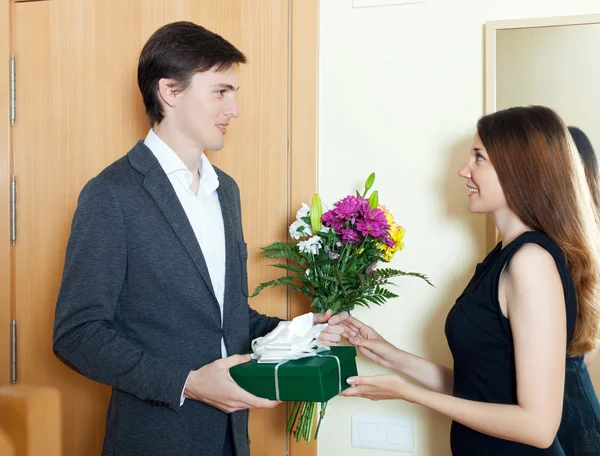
[194,67,239,89]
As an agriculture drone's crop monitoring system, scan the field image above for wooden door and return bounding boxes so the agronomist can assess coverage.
[0,0,12,387]
[8,1,318,455]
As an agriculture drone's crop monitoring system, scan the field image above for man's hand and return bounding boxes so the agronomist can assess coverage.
[184,354,281,413]
[314,309,350,345]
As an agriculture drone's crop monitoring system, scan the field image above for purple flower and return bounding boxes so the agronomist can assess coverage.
[341,228,361,244]
[323,196,371,232]
[333,196,369,221]
[328,250,341,259]
[322,210,344,231]
[366,264,377,275]
[355,208,390,239]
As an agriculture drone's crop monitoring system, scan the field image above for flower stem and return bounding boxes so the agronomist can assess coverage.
[300,401,310,442]
[286,401,301,433]
[295,402,304,442]
[306,403,316,443]
[289,401,326,443]
[314,401,328,440]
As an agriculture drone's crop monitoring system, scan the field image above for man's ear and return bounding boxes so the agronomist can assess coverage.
[158,78,181,108]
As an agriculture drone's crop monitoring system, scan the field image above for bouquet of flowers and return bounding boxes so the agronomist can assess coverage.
[251,173,432,442]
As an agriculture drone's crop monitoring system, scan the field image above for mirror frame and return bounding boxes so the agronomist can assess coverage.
[484,14,600,251]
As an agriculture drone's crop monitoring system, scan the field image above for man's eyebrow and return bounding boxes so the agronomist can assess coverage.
[212,83,239,91]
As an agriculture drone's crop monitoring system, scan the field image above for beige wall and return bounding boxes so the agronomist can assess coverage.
[317,1,600,455]
[497,24,600,149]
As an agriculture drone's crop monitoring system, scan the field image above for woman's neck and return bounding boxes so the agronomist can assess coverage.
[493,207,534,248]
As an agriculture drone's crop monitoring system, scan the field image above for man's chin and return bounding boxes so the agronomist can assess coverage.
[207,142,225,152]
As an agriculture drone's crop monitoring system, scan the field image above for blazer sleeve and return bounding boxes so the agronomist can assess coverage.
[53,178,190,412]
[248,308,282,341]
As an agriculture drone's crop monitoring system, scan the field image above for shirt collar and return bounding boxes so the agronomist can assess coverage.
[198,153,220,196]
[144,129,219,194]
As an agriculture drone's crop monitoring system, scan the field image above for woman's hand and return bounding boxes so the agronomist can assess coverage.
[340,374,416,401]
[341,316,400,369]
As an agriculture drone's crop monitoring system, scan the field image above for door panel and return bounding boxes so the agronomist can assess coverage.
[13,1,289,454]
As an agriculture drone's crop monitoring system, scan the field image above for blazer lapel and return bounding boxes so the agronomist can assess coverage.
[129,142,220,307]
[216,179,238,313]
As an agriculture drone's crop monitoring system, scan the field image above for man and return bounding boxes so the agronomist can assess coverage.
[53,21,345,456]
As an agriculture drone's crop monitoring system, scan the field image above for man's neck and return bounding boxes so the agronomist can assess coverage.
[153,122,203,173]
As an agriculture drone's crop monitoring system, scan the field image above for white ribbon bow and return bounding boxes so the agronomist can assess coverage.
[251,312,330,363]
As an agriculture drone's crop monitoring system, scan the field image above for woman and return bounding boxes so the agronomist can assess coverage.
[569,126,600,209]
[554,126,600,456]
[341,106,600,455]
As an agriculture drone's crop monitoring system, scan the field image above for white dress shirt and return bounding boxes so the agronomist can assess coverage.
[144,130,227,405]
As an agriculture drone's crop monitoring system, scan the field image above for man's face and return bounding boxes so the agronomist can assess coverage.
[172,66,240,151]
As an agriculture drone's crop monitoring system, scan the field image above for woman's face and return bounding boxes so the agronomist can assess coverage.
[458,133,508,214]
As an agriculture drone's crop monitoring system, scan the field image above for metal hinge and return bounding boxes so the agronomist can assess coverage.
[11,319,17,384]
[10,55,15,126]
[11,176,16,245]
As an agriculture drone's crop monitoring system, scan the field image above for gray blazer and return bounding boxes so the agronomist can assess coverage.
[53,141,281,456]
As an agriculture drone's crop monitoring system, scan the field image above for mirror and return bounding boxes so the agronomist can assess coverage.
[487,13,600,387]
[496,23,600,144]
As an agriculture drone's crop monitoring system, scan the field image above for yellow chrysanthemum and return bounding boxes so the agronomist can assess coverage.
[377,206,406,261]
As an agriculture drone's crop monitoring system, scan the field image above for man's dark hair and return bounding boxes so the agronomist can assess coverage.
[138,21,246,125]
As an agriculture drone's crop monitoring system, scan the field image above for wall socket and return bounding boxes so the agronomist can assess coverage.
[351,413,415,452]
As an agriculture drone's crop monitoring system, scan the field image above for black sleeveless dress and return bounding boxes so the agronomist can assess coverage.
[557,353,600,455]
[445,231,584,455]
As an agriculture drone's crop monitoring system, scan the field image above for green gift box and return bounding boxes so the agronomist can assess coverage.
[230,346,358,402]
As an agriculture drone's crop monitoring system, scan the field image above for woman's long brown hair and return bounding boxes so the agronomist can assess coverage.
[478,106,600,356]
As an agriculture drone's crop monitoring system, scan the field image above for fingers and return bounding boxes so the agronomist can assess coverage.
[222,353,252,368]
[253,398,282,409]
[346,376,369,386]
[218,400,255,413]
[320,341,340,347]
[356,346,380,364]
[319,322,344,344]
[319,331,342,344]
[344,317,377,339]
[344,316,367,329]
[313,309,333,324]
[342,321,360,337]
[236,388,281,409]
[227,400,280,412]
[348,334,376,350]
[339,384,375,399]
[322,324,344,335]
[327,310,350,325]
[218,384,282,412]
